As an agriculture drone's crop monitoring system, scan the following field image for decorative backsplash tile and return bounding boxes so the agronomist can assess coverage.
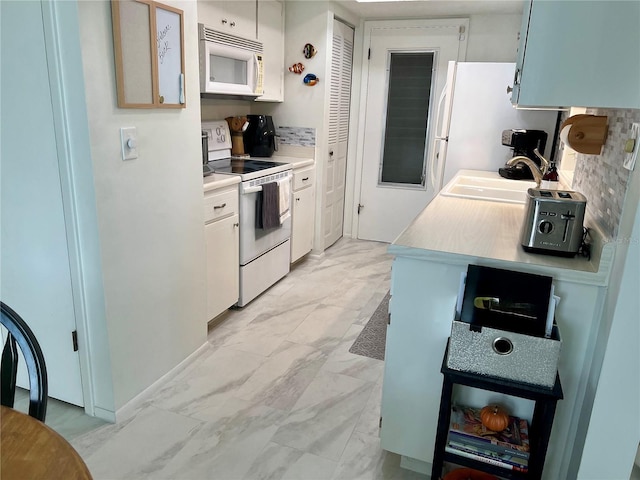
[570,108,640,240]
[277,126,316,147]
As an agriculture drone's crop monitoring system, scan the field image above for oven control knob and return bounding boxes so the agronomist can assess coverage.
[538,220,554,234]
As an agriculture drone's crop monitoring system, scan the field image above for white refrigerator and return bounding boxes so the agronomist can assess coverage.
[430,62,559,192]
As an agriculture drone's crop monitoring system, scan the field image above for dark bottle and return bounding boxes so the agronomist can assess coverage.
[543,162,559,182]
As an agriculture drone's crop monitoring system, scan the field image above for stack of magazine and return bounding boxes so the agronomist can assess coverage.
[445,405,530,473]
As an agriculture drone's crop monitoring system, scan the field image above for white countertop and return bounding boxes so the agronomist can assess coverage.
[390,171,614,286]
[203,173,241,193]
[202,156,314,193]
[272,155,314,169]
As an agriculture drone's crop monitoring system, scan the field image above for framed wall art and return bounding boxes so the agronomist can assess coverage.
[111,0,185,108]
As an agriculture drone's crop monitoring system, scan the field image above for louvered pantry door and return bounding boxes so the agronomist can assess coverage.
[324,19,354,250]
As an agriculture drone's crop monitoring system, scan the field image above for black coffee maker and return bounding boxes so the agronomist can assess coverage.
[498,129,548,180]
[243,115,277,157]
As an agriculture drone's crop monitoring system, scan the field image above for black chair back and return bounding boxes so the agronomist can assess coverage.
[1,302,48,421]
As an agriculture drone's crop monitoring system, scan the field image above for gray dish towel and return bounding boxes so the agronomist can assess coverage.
[258,182,280,229]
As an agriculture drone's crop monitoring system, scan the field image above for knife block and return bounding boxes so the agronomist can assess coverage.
[225,116,247,156]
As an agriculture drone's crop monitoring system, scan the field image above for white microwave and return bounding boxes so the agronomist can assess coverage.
[198,24,264,99]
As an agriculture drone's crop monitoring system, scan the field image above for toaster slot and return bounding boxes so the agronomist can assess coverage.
[561,211,577,242]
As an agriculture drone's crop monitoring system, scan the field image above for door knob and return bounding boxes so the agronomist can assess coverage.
[506,85,513,94]
[329,150,334,156]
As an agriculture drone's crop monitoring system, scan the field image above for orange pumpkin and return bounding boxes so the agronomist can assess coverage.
[479,404,510,432]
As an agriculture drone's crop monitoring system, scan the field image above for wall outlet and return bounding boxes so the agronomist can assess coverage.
[623,122,639,171]
[120,127,138,161]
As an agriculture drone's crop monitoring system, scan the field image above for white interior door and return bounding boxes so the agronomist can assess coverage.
[0,0,84,406]
[357,20,468,243]
[324,19,354,249]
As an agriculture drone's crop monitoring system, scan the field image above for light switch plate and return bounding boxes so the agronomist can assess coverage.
[120,126,138,161]
[623,122,639,171]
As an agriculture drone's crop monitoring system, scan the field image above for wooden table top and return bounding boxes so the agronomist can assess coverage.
[1,406,92,480]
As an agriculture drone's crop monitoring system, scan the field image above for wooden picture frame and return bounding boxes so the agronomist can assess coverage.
[111,0,185,109]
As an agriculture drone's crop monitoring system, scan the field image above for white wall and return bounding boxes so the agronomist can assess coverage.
[577,205,640,478]
[575,164,640,478]
[465,14,522,62]
[201,98,252,122]
[256,1,332,127]
[78,0,207,411]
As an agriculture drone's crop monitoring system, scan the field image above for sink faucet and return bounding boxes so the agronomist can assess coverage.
[506,148,549,188]
[533,148,550,174]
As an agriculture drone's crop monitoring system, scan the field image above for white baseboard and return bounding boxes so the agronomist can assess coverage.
[114,342,211,422]
[92,406,116,423]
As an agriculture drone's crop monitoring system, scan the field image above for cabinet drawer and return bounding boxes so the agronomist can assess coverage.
[204,188,238,223]
[292,166,315,191]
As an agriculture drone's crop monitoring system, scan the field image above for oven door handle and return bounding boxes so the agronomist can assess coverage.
[243,185,263,194]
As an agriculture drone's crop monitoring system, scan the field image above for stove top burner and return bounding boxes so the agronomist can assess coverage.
[214,159,289,174]
[206,157,292,182]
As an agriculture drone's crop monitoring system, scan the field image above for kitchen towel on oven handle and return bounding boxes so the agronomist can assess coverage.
[257,182,280,229]
[278,177,290,225]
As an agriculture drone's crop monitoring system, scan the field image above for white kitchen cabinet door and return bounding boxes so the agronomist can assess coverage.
[197,0,257,40]
[1,0,85,407]
[291,184,315,263]
[255,0,284,102]
[324,19,354,249]
[511,0,640,109]
[205,213,239,321]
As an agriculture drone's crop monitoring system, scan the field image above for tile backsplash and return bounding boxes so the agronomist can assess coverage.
[277,126,316,147]
[560,108,640,240]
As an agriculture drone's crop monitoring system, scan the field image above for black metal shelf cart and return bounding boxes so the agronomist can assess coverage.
[432,340,563,480]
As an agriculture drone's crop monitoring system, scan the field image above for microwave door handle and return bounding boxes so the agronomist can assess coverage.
[253,54,259,91]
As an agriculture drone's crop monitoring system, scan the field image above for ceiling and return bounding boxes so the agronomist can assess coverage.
[334,0,525,19]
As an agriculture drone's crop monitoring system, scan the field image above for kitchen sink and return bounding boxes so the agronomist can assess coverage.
[440,173,536,204]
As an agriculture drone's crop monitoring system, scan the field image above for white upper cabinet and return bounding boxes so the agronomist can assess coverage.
[511,0,640,109]
[197,0,257,40]
[256,0,284,102]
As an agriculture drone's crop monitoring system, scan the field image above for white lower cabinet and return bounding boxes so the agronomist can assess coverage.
[291,164,315,262]
[204,185,239,321]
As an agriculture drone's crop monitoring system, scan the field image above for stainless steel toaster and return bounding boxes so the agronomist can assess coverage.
[520,189,587,256]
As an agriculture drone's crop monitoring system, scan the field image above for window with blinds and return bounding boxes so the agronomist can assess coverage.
[380,52,435,185]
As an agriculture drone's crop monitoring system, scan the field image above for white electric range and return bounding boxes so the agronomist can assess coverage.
[202,121,293,307]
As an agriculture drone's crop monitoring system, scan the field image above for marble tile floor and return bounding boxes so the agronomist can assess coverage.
[30,238,431,480]
[13,387,109,441]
